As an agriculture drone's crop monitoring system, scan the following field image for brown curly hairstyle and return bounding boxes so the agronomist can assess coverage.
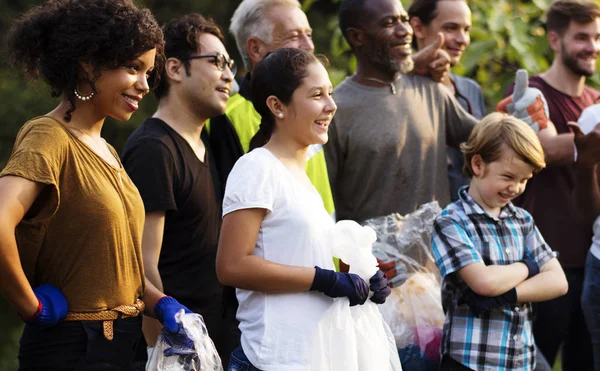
[154,13,224,99]
[5,0,165,122]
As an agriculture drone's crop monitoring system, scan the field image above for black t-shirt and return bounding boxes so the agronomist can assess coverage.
[121,118,223,314]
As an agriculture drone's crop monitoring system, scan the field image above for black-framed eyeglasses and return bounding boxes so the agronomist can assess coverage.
[180,53,237,75]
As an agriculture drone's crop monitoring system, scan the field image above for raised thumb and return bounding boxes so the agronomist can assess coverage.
[433,32,445,52]
[422,32,445,57]
[513,69,529,103]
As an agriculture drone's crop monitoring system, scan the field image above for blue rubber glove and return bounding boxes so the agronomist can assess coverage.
[520,255,540,279]
[369,270,392,304]
[310,266,369,306]
[459,287,517,316]
[21,284,68,327]
[154,296,192,333]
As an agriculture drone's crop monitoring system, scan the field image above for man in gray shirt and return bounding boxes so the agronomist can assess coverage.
[326,0,478,222]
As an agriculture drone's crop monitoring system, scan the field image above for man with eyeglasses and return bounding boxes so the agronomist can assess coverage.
[120,14,236,369]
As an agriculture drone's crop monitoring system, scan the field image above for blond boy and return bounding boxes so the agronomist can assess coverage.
[431,113,568,371]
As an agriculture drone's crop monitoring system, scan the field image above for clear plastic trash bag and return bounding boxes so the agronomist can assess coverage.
[147,312,223,371]
[311,220,403,371]
[363,202,445,363]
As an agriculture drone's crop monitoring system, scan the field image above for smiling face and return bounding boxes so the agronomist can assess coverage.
[181,33,234,118]
[557,18,600,77]
[468,146,535,216]
[360,0,414,75]
[264,5,314,53]
[414,0,472,66]
[88,48,156,121]
[279,62,336,146]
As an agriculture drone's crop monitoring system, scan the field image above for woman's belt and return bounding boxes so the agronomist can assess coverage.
[64,299,145,340]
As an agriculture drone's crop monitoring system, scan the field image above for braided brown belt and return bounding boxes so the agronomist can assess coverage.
[64,299,145,340]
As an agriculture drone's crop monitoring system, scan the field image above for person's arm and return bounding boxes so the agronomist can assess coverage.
[140,211,166,346]
[142,211,166,292]
[575,164,600,222]
[457,262,529,297]
[536,122,575,165]
[432,215,528,296]
[0,176,44,317]
[216,208,316,291]
[442,86,478,147]
[571,122,600,221]
[514,258,568,302]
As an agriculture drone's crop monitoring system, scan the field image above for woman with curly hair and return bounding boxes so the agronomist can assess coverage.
[0,0,192,369]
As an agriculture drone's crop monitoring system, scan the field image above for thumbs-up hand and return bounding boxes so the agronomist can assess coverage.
[496,69,549,132]
[412,33,450,82]
[568,121,600,167]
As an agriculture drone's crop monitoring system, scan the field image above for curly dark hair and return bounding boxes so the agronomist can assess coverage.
[5,0,165,122]
[154,13,224,99]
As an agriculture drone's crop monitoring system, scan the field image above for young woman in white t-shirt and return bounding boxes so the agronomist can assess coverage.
[216,48,391,371]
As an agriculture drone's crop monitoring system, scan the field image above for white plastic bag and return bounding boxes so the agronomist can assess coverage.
[363,202,444,364]
[311,220,403,371]
[147,312,223,371]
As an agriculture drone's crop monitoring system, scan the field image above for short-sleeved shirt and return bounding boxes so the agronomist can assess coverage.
[431,187,555,371]
[325,75,478,222]
[506,76,600,268]
[0,116,145,312]
[121,118,222,315]
[223,148,336,371]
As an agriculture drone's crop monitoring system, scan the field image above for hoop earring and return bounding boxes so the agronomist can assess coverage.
[74,85,95,101]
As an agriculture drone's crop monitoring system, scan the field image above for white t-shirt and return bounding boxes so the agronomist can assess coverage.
[223,148,336,371]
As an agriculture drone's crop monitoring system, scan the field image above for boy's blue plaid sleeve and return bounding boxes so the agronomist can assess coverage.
[431,215,483,278]
[523,214,556,269]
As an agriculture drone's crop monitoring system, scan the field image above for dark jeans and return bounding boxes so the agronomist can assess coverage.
[19,316,142,371]
[533,267,594,370]
[228,346,263,371]
[582,251,600,371]
[439,355,474,371]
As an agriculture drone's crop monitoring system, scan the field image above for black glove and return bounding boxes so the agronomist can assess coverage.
[459,287,517,316]
[368,270,392,304]
[520,255,539,279]
[310,266,369,306]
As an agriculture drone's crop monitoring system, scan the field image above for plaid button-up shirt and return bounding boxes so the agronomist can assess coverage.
[431,187,555,371]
